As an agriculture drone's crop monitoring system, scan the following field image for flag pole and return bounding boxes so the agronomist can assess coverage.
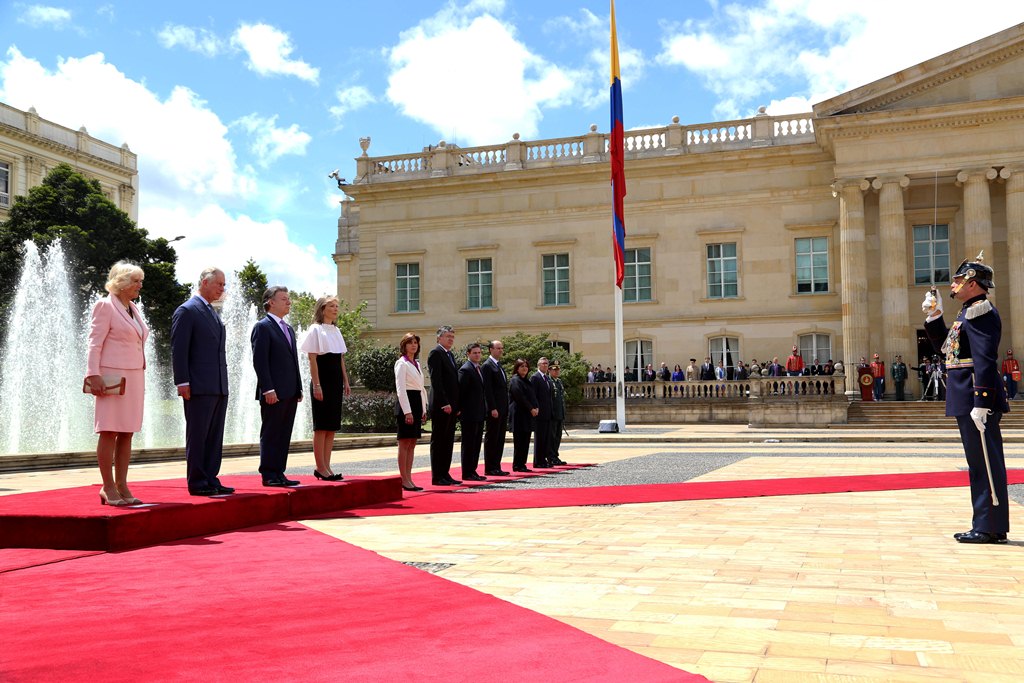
[610,0,627,431]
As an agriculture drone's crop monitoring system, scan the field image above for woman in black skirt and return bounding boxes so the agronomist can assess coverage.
[394,333,428,491]
[508,358,539,472]
[299,296,351,481]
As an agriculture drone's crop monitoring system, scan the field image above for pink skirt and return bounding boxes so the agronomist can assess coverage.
[93,367,145,434]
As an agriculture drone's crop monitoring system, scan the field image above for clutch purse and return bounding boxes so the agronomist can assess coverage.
[83,374,126,396]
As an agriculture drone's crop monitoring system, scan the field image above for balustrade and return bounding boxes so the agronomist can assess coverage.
[355,113,817,182]
[580,376,844,401]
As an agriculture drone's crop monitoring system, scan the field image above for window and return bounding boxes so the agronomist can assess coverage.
[913,224,950,285]
[550,340,570,352]
[625,339,652,377]
[542,253,570,306]
[623,248,652,303]
[706,243,738,298]
[799,334,831,364]
[395,263,420,313]
[709,337,739,374]
[795,237,828,293]
[0,161,9,209]
[466,258,493,309]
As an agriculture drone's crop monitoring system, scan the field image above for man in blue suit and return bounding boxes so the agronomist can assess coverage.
[171,267,233,496]
[251,285,303,486]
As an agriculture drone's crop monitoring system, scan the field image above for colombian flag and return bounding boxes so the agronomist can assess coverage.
[610,0,626,289]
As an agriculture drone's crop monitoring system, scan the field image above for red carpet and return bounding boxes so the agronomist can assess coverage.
[333,469,1024,518]
[0,521,701,682]
[0,475,401,551]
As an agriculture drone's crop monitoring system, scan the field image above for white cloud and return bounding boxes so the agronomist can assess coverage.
[659,0,1024,119]
[157,24,224,58]
[16,4,71,29]
[386,3,583,145]
[231,23,319,84]
[233,113,311,167]
[329,85,376,119]
[0,47,335,294]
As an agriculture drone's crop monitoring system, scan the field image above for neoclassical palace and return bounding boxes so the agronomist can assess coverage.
[334,24,1024,398]
[0,102,138,222]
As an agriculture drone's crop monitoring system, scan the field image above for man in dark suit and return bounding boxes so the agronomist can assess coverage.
[481,339,509,476]
[458,342,489,481]
[171,267,233,497]
[427,325,461,485]
[531,357,553,468]
[251,285,303,487]
[699,357,715,381]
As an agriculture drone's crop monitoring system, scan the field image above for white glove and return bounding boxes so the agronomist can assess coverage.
[970,406,990,430]
[922,289,943,320]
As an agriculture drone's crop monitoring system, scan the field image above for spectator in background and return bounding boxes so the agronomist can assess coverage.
[734,361,749,380]
[786,346,804,376]
[699,357,715,381]
[870,353,886,400]
[767,357,783,376]
[671,364,684,381]
[685,359,698,381]
[642,364,656,382]
[1002,350,1019,400]
[715,360,727,380]
[657,362,671,381]
[749,358,761,376]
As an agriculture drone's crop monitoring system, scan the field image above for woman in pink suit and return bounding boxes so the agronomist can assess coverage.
[84,262,149,506]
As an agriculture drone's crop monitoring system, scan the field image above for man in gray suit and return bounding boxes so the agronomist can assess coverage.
[171,267,232,496]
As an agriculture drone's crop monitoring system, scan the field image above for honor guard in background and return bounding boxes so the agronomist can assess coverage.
[1002,349,1019,400]
[870,354,886,400]
[891,355,908,401]
[548,363,567,466]
[923,253,1009,544]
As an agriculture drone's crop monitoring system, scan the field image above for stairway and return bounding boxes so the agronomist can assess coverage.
[837,400,1024,429]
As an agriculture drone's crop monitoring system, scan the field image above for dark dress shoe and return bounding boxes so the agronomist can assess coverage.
[463,473,487,482]
[281,477,300,487]
[549,458,566,466]
[446,477,462,485]
[512,466,532,473]
[189,486,220,496]
[955,530,1007,544]
[262,477,286,487]
[486,470,510,476]
[215,485,235,495]
[431,478,451,486]
[402,484,424,492]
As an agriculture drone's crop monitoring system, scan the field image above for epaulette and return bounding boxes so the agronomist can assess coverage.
[964,299,993,320]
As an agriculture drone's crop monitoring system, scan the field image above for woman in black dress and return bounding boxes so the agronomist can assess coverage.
[508,359,539,472]
[394,333,428,491]
[299,296,351,481]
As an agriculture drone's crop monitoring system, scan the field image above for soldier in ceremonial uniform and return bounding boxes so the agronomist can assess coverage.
[891,354,908,401]
[548,363,567,466]
[922,253,1009,544]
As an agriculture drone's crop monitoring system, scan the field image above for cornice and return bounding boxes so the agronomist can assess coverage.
[0,123,137,177]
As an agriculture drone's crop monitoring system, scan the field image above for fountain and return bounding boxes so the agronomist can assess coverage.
[0,242,312,455]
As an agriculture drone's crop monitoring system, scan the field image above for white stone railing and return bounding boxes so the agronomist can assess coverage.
[581,376,845,401]
[0,102,137,171]
[354,112,816,183]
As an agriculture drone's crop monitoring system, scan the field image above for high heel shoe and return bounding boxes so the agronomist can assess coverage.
[328,473,344,481]
[314,470,338,481]
[99,489,129,507]
[115,486,142,505]
[402,484,423,492]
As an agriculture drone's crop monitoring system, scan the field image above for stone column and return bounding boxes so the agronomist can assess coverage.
[957,168,998,260]
[874,176,911,376]
[835,179,870,394]
[1002,167,1024,353]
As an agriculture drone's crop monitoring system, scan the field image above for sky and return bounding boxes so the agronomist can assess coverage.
[2,0,1023,295]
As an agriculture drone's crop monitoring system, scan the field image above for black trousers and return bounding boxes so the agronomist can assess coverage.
[484,413,507,471]
[955,412,1009,533]
[259,398,298,478]
[460,419,484,476]
[533,418,551,466]
[430,409,458,479]
[894,381,905,401]
[512,426,532,469]
[550,419,563,460]
[183,393,228,489]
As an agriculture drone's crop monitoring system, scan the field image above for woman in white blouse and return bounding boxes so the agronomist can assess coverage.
[299,296,351,481]
[394,332,428,491]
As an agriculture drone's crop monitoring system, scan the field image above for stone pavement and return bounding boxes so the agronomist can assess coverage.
[3,426,1023,682]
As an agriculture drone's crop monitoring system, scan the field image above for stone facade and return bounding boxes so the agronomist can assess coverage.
[335,24,1024,400]
[0,102,138,222]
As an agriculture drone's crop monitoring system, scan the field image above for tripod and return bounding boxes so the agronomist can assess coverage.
[922,367,945,401]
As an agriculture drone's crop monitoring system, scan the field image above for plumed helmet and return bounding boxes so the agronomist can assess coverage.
[953,251,995,289]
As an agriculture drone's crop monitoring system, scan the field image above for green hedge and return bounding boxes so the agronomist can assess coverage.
[349,344,399,392]
[344,391,397,432]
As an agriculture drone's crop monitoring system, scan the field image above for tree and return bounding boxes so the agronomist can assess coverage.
[235,258,267,316]
[0,163,188,350]
[349,343,399,392]
[289,290,317,330]
[336,299,371,356]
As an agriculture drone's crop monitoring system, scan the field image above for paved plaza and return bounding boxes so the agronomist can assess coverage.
[3,426,1023,682]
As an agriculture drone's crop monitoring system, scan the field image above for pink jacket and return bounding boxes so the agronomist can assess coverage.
[86,295,149,376]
